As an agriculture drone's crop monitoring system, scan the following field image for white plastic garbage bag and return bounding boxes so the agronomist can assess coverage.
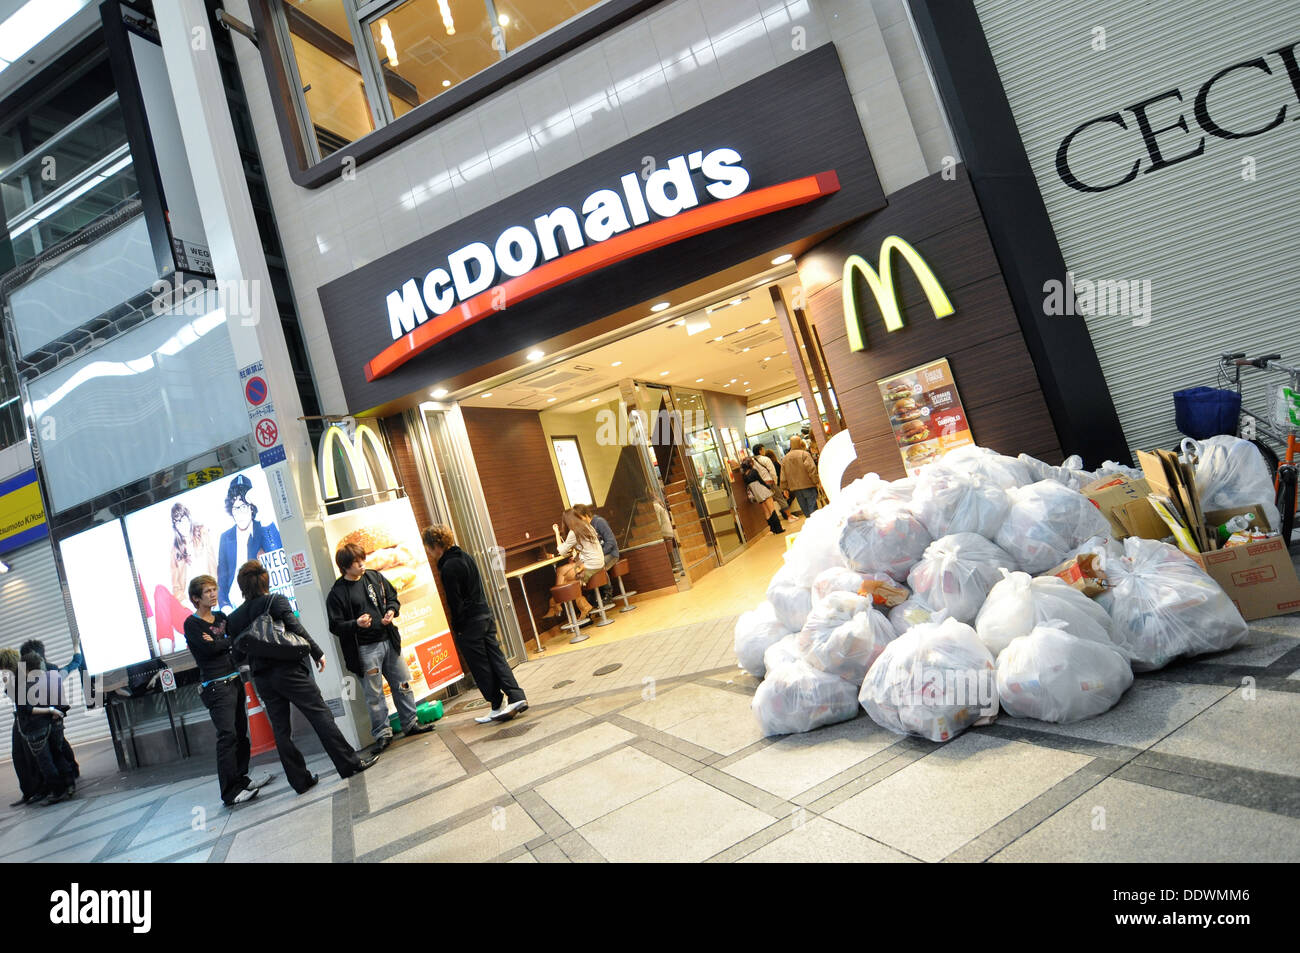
[906,533,1017,624]
[911,466,1011,538]
[734,602,794,678]
[889,598,933,634]
[1018,453,1088,490]
[752,659,861,736]
[996,621,1133,723]
[767,566,814,633]
[1091,460,1144,482]
[763,633,804,675]
[975,570,1115,658]
[995,480,1111,573]
[782,507,849,588]
[858,617,997,743]
[1101,537,1249,671]
[797,597,896,683]
[838,500,932,582]
[1189,435,1282,529]
[939,445,1034,489]
[811,567,872,606]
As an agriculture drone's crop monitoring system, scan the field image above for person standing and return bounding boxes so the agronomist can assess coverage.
[780,436,822,517]
[226,561,376,793]
[326,543,434,753]
[1,648,44,807]
[16,640,81,790]
[422,526,528,725]
[183,574,271,806]
[741,458,783,535]
[14,650,77,805]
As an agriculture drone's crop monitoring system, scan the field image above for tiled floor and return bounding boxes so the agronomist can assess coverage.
[2,586,1298,863]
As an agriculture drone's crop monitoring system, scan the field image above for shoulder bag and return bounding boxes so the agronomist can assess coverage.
[235,596,312,660]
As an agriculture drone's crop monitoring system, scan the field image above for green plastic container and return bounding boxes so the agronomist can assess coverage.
[389,700,444,734]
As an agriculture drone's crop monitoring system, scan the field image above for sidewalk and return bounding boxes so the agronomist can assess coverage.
[1,608,1297,863]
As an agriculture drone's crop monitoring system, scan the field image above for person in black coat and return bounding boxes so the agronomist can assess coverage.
[6,640,82,806]
[225,560,376,793]
[421,525,527,725]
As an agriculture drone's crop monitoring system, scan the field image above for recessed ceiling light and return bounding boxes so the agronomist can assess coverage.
[546,397,557,403]
[432,388,448,398]
[695,378,704,383]
[730,378,737,384]
[660,371,670,376]
[591,397,599,403]
[526,349,544,361]
[713,336,724,342]
[673,319,685,326]
[724,382,731,387]
[650,301,671,312]
[782,350,788,355]
[730,298,742,306]
[498,13,510,26]
[742,347,750,353]
[442,80,451,87]
[611,360,622,367]
[743,381,750,385]
[736,327,746,333]
[760,318,772,325]
[480,392,493,398]
[745,389,752,393]
[771,253,793,265]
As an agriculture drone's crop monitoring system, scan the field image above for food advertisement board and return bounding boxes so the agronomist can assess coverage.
[124,466,290,656]
[322,498,464,709]
[877,358,974,476]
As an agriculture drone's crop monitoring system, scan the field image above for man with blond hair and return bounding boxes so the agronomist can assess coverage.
[422,525,527,724]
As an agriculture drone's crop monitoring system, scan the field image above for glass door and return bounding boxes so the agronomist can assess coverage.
[410,403,526,664]
[672,387,745,560]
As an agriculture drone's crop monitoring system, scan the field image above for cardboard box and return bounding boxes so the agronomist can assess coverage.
[1081,476,1150,538]
[1185,507,1300,621]
[1049,552,1108,596]
[1116,498,1173,541]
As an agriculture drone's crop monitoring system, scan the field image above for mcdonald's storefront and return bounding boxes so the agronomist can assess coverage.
[310,44,1120,661]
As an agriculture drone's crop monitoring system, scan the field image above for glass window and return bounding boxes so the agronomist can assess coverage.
[762,400,801,429]
[366,0,499,112]
[551,436,594,506]
[744,412,767,437]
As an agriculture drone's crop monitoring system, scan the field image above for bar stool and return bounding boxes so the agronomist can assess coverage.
[550,581,591,643]
[610,558,637,612]
[584,570,616,627]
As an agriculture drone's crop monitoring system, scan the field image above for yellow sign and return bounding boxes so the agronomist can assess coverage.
[842,236,954,351]
[185,466,225,488]
[0,470,47,555]
[317,422,398,501]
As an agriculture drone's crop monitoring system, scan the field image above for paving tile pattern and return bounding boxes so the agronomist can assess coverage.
[1,605,1297,863]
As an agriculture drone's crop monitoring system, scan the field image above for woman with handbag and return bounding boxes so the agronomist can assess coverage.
[741,458,783,535]
[226,560,377,793]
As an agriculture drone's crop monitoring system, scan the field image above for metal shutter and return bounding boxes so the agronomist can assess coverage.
[974,0,1300,455]
[0,541,110,756]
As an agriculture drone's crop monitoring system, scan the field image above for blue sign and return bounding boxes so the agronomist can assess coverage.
[259,445,287,468]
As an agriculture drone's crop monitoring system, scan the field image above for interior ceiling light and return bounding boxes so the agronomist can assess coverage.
[442,79,451,87]
[660,371,670,376]
[713,336,724,342]
[547,397,557,403]
[432,387,448,398]
[437,0,455,35]
[760,318,772,324]
[695,378,704,382]
[526,349,544,361]
[480,392,492,398]
[736,327,746,333]
[771,253,793,265]
[730,378,737,383]
[378,18,398,66]
[611,361,622,367]
[650,301,671,312]
[742,347,750,353]
[730,298,742,306]
[673,319,685,326]
[498,13,510,26]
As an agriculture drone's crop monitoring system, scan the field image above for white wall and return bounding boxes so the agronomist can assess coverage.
[224,0,957,417]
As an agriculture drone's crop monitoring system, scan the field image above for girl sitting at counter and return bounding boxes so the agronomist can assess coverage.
[551,508,604,621]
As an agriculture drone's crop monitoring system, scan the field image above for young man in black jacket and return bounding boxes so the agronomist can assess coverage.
[326,543,433,752]
[422,525,527,724]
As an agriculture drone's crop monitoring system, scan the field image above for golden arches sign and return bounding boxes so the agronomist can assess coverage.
[842,236,954,351]
[317,422,398,501]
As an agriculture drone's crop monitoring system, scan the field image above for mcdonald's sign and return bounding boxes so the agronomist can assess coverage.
[317,422,398,501]
[842,236,954,351]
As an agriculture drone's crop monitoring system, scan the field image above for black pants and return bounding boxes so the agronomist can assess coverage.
[253,658,360,793]
[199,676,251,803]
[454,616,524,710]
[22,717,76,796]
[11,720,41,798]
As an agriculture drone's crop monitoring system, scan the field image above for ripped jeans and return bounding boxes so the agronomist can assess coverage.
[359,639,419,739]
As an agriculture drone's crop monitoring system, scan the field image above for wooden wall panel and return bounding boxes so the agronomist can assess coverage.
[383,416,434,532]
[799,167,1063,481]
[624,541,677,594]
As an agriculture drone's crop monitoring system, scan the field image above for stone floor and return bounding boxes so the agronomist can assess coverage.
[1,609,1298,863]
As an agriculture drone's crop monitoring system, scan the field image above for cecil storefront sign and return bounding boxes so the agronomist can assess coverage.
[318,45,887,413]
[0,469,48,554]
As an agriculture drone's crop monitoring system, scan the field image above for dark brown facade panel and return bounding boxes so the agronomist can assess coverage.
[383,418,435,532]
[624,540,677,594]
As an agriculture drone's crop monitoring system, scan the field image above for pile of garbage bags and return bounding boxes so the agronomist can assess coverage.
[744,442,1252,741]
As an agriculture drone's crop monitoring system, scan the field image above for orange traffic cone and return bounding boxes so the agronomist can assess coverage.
[245,682,277,756]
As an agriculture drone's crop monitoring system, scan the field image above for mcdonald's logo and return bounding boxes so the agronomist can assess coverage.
[317,423,398,501]
[842,236,953,351]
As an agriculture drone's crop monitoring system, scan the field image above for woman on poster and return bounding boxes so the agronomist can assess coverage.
[150,503,218,655]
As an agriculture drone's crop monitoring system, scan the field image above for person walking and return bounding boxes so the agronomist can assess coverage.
[182,574,271,806]
[422,526,528,725]
[226,561,376,793]
[741,458,783,535]
[780,435,822,517]
[326,543,434,753]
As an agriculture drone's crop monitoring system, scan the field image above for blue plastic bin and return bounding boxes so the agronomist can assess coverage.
[1174,387,1241,439]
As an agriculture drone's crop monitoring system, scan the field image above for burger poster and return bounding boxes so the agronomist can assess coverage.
[878,358,974,476]
[124,465,293,656]
[322,498,464,708]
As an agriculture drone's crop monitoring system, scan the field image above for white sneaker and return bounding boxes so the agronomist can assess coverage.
[228,786,259,806]
[248,772,273,790]
[474,710,504,724]
[501,698,528,717]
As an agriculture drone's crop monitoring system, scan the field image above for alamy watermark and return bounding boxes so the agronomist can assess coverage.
[594,404,708,447]
[150,275,262,326]
[1043,272,1152,327]
[881,666,999,717]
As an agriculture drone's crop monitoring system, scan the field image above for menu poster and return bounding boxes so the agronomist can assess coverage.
[877,358,974,476]
[323,498,465,709]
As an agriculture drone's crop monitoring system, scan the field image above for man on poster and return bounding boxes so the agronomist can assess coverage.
[216,475,282,612]
[326,543,434,751]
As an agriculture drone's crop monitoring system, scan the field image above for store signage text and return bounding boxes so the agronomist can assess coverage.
[367,154,841,381]
[842,236,953,352]
[1056,41,1300,193]
[0,469,47,555]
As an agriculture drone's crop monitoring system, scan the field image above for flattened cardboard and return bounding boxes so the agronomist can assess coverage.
[1082,477,1150,538]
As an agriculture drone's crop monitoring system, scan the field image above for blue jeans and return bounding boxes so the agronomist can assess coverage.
[359,640,418,739]
[793,487,819,516]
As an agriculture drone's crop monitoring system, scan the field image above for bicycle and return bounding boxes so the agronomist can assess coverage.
[1212,353,1298,547]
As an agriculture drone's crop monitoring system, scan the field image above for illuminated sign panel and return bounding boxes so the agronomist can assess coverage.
[842,236,954,351]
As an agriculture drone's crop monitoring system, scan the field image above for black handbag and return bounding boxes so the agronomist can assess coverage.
[235,597,312,661]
